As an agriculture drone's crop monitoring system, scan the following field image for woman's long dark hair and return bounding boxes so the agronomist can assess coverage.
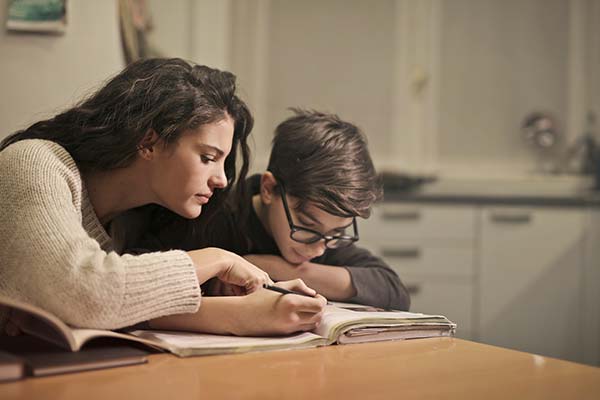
[1,57,252,229]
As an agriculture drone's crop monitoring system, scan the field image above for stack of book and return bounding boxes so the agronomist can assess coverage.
[0,295,456,380]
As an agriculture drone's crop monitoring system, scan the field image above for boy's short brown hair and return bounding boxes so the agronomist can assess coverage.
[267,108,382,218]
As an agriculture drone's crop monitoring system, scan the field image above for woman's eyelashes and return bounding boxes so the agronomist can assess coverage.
[200,154,217,164]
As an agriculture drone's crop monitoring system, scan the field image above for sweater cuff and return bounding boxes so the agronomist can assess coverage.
[119,250,201,325]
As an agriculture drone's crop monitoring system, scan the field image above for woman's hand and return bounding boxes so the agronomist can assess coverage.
[187,247,273,294]
[207,276,317,298]
[148,279,327,336]
[205,279,244,296]
[230,279,327,336]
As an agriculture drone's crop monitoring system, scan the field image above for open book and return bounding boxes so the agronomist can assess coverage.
[1,296,456,358]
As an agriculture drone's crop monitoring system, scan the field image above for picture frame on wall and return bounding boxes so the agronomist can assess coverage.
[6,0,67,34]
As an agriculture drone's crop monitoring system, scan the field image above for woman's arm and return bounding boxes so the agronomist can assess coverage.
[0,142,202,330]
[149,280,327,336]
[187,247,272,292]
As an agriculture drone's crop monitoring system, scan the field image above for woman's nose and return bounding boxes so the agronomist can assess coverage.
[209,166,228,189]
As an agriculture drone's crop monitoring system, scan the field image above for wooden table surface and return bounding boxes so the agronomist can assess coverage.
[1,338,599,400]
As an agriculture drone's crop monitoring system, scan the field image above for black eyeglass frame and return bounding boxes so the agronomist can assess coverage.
[277,181,359,249]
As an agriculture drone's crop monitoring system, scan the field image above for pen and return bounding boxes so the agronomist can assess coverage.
[262,284,316,298]
[262,284,332,304]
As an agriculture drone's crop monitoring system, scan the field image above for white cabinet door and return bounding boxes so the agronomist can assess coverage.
[361,204,477,242]
[480,206,585,363]
[360,203,478,340]
[363,240,475,279]
[583,209,600,366]
[401,275,474,340]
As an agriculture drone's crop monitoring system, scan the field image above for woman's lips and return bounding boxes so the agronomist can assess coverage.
[194,194,211,204]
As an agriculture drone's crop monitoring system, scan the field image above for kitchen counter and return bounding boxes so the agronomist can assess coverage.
[382,177,600,207]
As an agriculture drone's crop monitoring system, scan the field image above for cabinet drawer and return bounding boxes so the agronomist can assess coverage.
[402,276,473,339]
[361,241,475,278]
[361,203,477,241]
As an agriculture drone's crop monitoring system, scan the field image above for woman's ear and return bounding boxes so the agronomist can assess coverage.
[137,129,159,160]
[260,172,278,205]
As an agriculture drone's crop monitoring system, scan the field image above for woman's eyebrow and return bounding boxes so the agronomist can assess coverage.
[197,143,224,157]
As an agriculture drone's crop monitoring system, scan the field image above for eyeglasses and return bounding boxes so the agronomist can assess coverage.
[278,181,359,249]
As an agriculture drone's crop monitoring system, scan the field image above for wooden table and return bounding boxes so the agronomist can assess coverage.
[1,338,599,399]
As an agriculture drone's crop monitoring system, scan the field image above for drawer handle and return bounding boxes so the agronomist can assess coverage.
[405,284,421,295]
[381,210,421,221]
[382,248,421,258]
[490,212,532,224]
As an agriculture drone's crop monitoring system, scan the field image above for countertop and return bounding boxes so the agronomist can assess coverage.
[3,338,599,400]
[383,176,600,207]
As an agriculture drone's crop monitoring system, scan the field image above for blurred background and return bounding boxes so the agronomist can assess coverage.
[0,0,599,366]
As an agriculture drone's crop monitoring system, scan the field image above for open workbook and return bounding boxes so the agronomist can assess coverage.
[1,296,456,357]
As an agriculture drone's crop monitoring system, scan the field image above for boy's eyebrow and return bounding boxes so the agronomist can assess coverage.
[298,210,354,231]
[298,209,321,225]
[333,220,354,231]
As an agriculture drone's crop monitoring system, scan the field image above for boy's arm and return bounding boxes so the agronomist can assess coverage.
[244,255,356,300]
[320,245,410,310]
[245,245,411,310]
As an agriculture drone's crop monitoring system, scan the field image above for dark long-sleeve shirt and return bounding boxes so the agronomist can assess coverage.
[142,175,410,310]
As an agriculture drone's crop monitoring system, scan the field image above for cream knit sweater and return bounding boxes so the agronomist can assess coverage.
[0,139,201,329]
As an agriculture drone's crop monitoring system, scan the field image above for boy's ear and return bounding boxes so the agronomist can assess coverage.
[137,129,159,160]
[260,172,278,205]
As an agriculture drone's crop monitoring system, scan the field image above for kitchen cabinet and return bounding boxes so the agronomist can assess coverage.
[359,203,478,340]
[479,206,586,363]
[583,208,600,366]
[360,200,598,365]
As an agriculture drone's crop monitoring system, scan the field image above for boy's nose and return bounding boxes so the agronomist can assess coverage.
[306,240,327,259]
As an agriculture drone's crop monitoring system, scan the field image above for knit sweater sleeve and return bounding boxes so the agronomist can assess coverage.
[0,140,201,329]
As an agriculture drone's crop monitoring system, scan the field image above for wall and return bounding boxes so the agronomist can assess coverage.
[224,0,595,176]
[0,0,123,139]
[590,0,600,134]
[126,0,600,178]
[147,0,231,70]
[437,0,569,174]
[229,0,398,171]
[263,0,396,168]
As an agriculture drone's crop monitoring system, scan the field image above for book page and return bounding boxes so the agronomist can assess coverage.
[0,295,76,351]
[0,295,166,353]
[129,330,326,357]
[68,329,169,352]
[337,328,455,344]
[315,304,455,343]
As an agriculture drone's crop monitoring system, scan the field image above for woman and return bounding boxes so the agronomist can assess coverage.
[0,58,325,335]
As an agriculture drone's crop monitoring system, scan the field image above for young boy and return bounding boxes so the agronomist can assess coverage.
[149,109,410,310]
